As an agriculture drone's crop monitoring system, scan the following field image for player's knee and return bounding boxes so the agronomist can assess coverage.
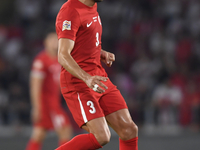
[120,122,138,141]
[99,134,110,146]
[96,130,111,146]
[57,125,73,140]
[31,128,46,142]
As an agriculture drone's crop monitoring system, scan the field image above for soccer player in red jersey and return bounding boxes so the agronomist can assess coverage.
[55,0,138,150]
[25,31,73,150]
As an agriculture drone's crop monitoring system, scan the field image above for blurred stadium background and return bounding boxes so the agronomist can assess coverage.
[1,0,200,149]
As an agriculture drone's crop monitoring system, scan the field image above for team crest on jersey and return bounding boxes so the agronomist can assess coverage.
[62,20,71,31]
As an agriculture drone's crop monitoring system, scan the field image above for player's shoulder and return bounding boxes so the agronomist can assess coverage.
[59,0,77,12]
[58,0,82,17]
[32,51,47,69]
[33,50,49,64]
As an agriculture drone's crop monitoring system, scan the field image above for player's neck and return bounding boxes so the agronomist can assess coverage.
[79,0,95,7]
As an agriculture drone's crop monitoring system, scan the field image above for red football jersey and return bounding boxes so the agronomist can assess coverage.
[56,0,107,84]
[31,51,61,107]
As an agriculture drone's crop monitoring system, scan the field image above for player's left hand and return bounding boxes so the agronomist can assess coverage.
[101,50,115,67]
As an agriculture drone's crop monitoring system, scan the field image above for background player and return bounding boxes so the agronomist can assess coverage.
[55,0,138,150]
[25,30,73,150]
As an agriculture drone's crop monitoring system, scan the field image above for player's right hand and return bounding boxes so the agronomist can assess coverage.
[31,108,41,123]
[85,75,108,93]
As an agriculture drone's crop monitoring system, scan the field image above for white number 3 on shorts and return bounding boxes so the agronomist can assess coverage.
[87,101,96,114]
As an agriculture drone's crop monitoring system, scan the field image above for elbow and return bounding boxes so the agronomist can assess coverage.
[58,56,62,65]
[58,53,63,65]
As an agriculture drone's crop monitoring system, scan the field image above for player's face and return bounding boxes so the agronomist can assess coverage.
[94,0,103,2]
[45,33,58,56]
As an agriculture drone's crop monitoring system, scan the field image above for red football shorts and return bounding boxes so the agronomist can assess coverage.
[34,102,71,130]
[61,78,128,127]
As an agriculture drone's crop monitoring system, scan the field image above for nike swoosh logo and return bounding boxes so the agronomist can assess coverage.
[87,22,93,27]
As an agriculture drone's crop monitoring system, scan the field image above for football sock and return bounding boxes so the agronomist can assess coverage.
[25,140,41,150]
[55,133,102,150]
[119,137,138,150]
[58,140,69,146]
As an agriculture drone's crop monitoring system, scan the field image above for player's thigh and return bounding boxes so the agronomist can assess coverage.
[35,101,55,130]
[106,109,138,140]
[61,89,104,128]
[82,117,111,145]
[99,86,128,117]
[99,86,137,139]
[31,127,47,142]
[50,108,73,140]
[50,108,71,129]
[55,124,73,140]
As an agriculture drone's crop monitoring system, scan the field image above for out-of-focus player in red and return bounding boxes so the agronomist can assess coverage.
[25,31,73,150]
[55,0,138,150]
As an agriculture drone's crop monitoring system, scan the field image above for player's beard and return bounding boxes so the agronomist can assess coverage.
[94,0,103,2]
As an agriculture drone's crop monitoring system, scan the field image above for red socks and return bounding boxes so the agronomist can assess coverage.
[25,140,41,150]
[56,133,102,150]
[119,137,138,150]
[26,139,69,149]
[26,134,138,150]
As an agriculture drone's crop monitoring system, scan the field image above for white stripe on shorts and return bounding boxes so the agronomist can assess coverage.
[77,93,88,123]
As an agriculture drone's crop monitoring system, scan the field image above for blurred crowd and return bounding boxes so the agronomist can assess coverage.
[1,0,200,132]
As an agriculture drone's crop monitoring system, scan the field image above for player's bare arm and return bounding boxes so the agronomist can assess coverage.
[30,75,43,123]
[58,38,108,93]
[101,49,115,67]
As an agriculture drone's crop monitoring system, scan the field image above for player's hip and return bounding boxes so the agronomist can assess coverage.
[61,74,116,96]
[60,68,107,87]
[60,81,127,128]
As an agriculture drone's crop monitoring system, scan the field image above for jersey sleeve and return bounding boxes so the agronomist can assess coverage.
[31,57,46,79]
[56,7,81,41]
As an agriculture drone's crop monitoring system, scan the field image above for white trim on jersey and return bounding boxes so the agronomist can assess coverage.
[93,16,97,22]
[30,70,46,79]
[77,93,88,123]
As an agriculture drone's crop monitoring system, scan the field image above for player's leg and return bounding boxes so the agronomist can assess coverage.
[52,111,73,146]
[26,106,51,150]
[55,91,110,150]
[25,127,47,150]
[99,81,138,150]
[55,125,73,146]
[50,108,73,146]
[82,116,111,145]
[56,117,110,150]
[106,109,138,150]
[106,109,138,140]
